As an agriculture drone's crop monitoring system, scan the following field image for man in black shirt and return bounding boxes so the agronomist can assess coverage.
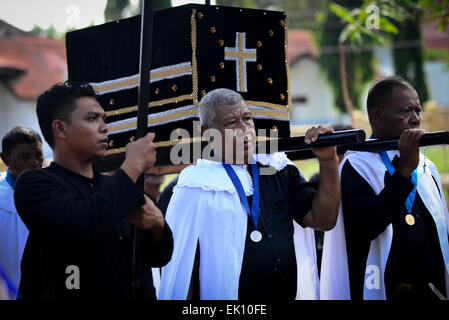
[321,76,449,300]
[159,88,340,300]
[14,81,173,300]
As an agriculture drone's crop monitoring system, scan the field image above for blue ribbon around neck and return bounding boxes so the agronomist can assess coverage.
[0,263,18,298]
[222,162,260,230]
[5,169,15,190]
[378,151,417,214]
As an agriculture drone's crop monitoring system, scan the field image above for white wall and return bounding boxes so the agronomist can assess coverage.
[425,61,449,107]
[374,46,449,108]
[0,83,52,158]
[289,57,340,125]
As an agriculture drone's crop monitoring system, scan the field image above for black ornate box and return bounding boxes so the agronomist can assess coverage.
[66,4,291,170]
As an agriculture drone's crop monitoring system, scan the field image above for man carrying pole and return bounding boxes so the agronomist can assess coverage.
[320,76,449,300]
[159,88,341,300]
[14,81,173,300]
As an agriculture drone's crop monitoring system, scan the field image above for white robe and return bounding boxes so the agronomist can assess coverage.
[320,150,449,300]
[158,153,319,300]
[0,172,29,298]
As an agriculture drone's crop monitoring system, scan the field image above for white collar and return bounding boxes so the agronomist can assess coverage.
[176,153,293,195]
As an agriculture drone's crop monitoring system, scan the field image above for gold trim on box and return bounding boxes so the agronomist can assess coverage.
[107,106,198,134]
[105,94,193,117]
[284,17,292,112]
[104,96,288,119]
[191,9,199,106]
[105,134,280,156]
[91,63,192,94]
[105,135,282,157]
[246,100,289,111]
[250,109,289,119]
[105,136,204,155]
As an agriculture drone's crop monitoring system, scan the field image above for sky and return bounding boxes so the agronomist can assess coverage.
[0,0,215,32]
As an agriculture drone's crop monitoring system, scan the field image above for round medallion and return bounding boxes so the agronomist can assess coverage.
[201,90,207,96]
[267,77,273,84]
[405,214,415,226]
[219,62,225,69]
[280,94,285,101]
[218,39,224,46]
[198,12,204,19]
[210,75,216,83]
[257,41,262,48]
[250,230,262,243]
[257,64,263,71]
[268,30,274,37]
[171,84,178,92]
[210,26,216,34]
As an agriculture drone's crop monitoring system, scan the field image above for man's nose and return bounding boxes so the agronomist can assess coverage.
[237,119,249,132]
[410,110,420,126]
[100,118,108,134]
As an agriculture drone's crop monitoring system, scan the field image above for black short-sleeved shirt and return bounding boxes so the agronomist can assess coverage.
[237,163,316,300]
[341,156,446,300]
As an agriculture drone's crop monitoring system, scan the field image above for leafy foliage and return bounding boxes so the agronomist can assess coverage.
[391,6,429,104]
[104,0,172,22]
[418,0,449,31]
[316,0,376,113]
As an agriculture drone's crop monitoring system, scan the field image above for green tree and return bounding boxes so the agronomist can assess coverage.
[328,0,448,109]
[31,24,63,39]
[104,0,130,21]
[104,0,171,22]
[326,1,402,121]
[391,6,429,103]
[215,0,258,9]
[418,0,449,31]
[316,0,377,117]
[215,0,329,29]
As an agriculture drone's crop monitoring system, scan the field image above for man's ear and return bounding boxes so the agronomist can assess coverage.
[370,107,384,128]
[52,119,68,141]
[200,125,213,142]
[201,125,214,143]
[0,152,10,167]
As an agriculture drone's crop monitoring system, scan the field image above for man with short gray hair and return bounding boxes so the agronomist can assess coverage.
[159,88,340,300]
[198,88,243,128]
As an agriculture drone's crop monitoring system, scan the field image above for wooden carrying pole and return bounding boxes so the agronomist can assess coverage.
[132,0,154,299]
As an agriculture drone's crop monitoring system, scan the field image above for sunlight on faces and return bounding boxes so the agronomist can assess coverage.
[169,100,267,165]
[168,123,278,174]
[201,127,256,165]
[211,101,256,165]
[61,97,109,160]
[221,127,256,164]
[375,86,422,139]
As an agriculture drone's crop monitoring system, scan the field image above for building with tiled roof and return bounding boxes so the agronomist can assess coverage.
[287,29,338,126]
[0,20,66,160]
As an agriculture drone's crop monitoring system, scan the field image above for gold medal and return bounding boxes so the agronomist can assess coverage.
[405,214,415,226]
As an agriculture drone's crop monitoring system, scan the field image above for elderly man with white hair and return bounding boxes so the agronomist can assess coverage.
[159,88,340,300]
